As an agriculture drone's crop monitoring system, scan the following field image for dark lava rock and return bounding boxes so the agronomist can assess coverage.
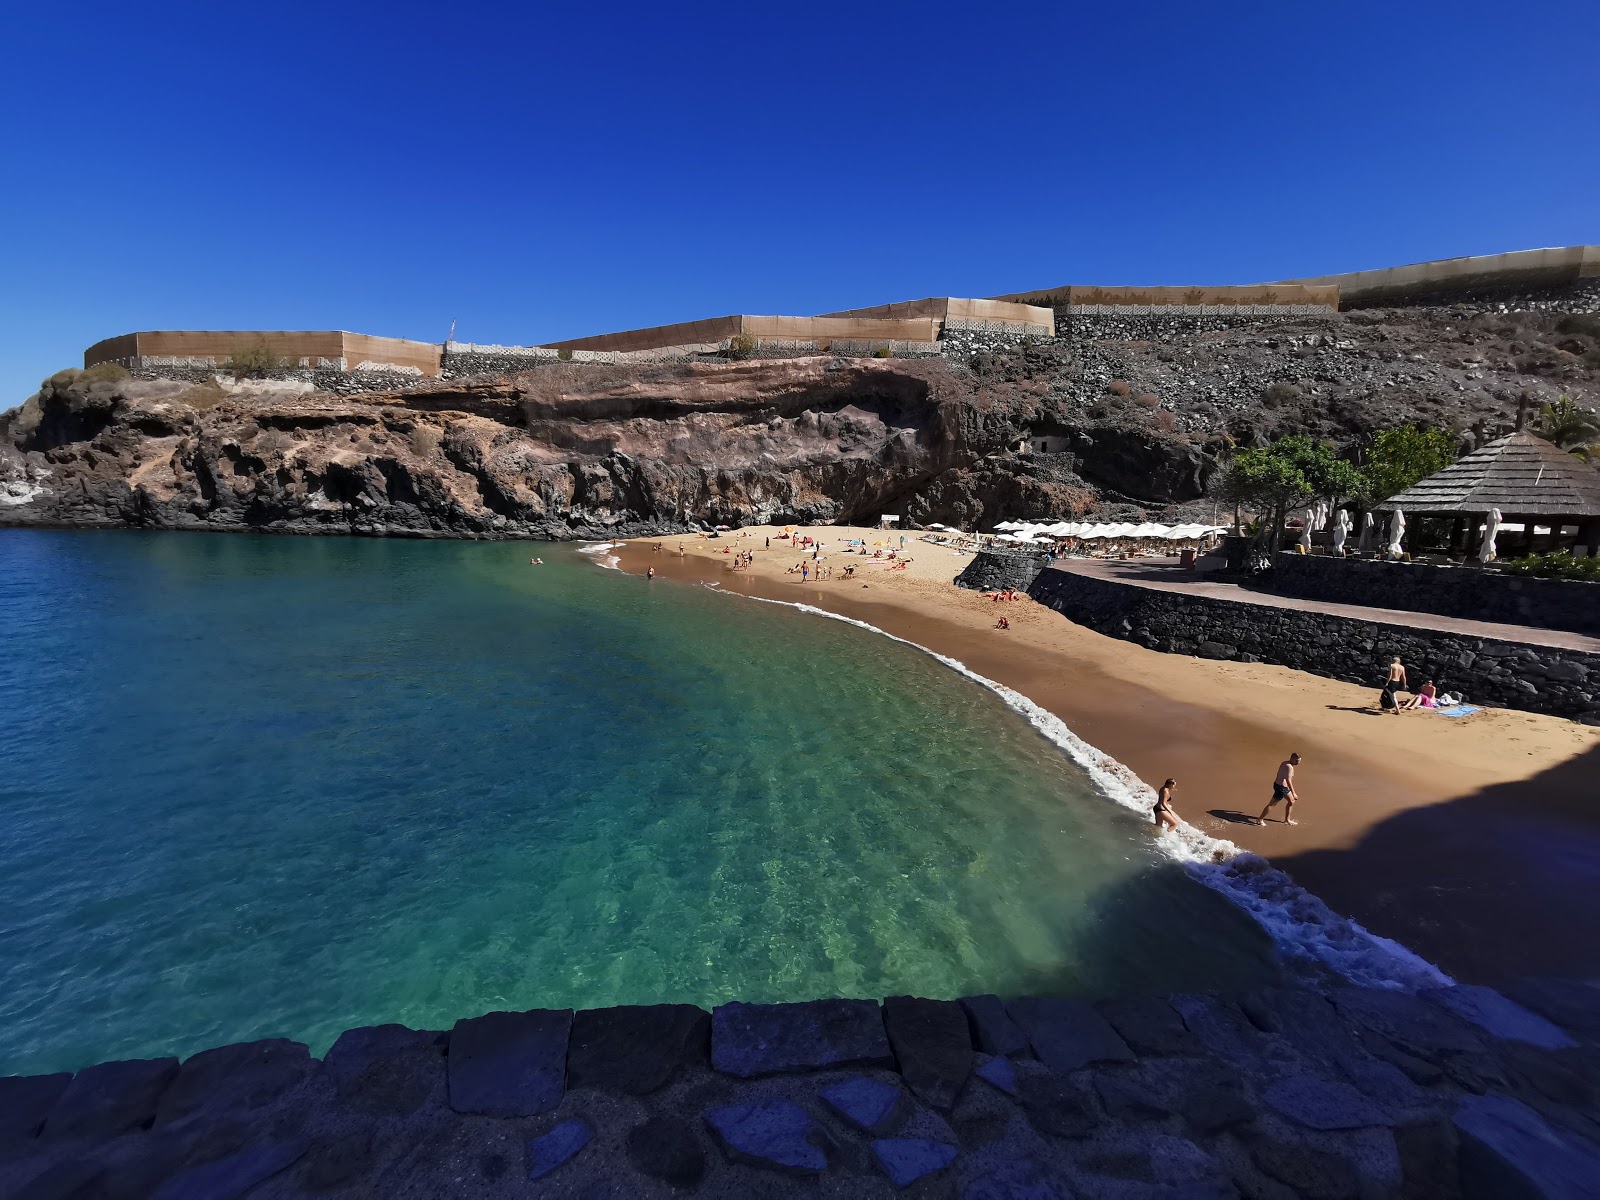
[1006,996,1133,1074]
[447,1008,571,1117]
[297,1132,377,1192]
[0,1072,72,1140]
[1395,1117,1461,1200]
[526,1118,592,1182]
[818,1075,904,1135]
[1330,987,1484,1055]
[1018,1072,1100,1140]
[1424,984,1577,1050]
[959,995,1030,1058]
[1175,1066,1256,1135]
[961,1155,1067,1199]
[322,1023,443,1116]
[1093,1067,1178,1122]
[153,1038,312,1128]
[567,1003,709,1095]
[1454,1092,1600,1199]
[974,1054,1018,1096]
[1250,1139,1360,1200]
[1167,993,1266,1062]
[1264,1074,1388,1130]
[704,1098,828,1175]
[1096,994,1200,1057]
[149,1138,308,1200]
[711,999,892,1078]
[871,1137,958,1187]
[1500,977,1600,1039]
[42,1057,179,1140]
[883,995,972,1109]
[10,1160,107,1200]
[627,1114,706,1188]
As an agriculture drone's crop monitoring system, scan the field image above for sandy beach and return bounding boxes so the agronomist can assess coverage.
[614,524,1600,985]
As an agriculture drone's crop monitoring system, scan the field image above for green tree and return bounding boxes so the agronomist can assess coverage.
[1213,435,1361,550]
[1536,395,1600,451]
[223,337,287,379]
[1360,424,1457,503]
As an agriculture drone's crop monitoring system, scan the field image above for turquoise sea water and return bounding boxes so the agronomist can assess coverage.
[0,531,1280,1075]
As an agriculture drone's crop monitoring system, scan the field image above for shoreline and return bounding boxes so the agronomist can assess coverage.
[610,525,1600,985]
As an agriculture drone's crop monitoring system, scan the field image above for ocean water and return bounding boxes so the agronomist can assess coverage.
[0,531,1283,1075]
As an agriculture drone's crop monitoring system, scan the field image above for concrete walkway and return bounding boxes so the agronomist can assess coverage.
[1051,559,1600,653]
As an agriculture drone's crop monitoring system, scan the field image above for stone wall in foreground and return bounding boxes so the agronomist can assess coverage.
[1027,564,1600,722]
[2,978,1598,1198]
[954,549,1048,592]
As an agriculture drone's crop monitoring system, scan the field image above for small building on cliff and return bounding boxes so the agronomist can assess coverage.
[84,331,443,376]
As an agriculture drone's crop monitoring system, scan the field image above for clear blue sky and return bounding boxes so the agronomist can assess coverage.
[2,0,1594,406]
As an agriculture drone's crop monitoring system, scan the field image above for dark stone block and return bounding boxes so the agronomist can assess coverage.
[1006,996,1133,1074]
[12,1160,106,1200]
[871,1137,958,1187]
[1454,1093,1600,1200]
[1250,1139,1360,1200]
[447,1008,571,1117]
[1395,1117,1461,1200]
[567,1003,709,1095]
[1017,1073,1099,1140]
[1331,987,1484,1055]
[1168,993,1265,1062]
[153,1038,312,1128]
[959,995,1030,1058]
[1177,1070,1255,1135]
[711,999,891,1078]
[149,1138,307,1200]
[323,1023,443,1116]
[883,995,972,1110]
[1093,1068,1177,1122]
[0,1073,72,1140]
[1424,985,1577,1050]
[43,1057,179,1140]
[297,1132,377,1192]
[627,1114,706,1188]
[818,1075,904,1135]
[974,1054,1017,1097]
[526,1118,591,1181]
[960,1156,1066,1199]
[1500,977,1600,1038]
[1263,1074,1388,1130]
[1096,995,1200,1057]
[704,1098,827,1175]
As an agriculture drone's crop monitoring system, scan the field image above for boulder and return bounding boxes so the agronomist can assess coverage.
[1454,1092,1600,1199]
[1424,985,1577,1051]
[446,1008,571,1117]
[321,1023,444,1116]
[1264,1074,1389,1130]
[704,1098,828,1175]
[153,1039,312,1128]
[871,1137,958,1187]
[959,995,1030,1058]
[149,1138,307,1200]
[1096,994,1200,1058]
[882,995,972,1109]
[0,1073,72,1140]
[42,1057,179,1140]
[566,1003,709,1094]
[818,1075,904,1135]
[1006,996,1133,1074]
[711,999,892,1078]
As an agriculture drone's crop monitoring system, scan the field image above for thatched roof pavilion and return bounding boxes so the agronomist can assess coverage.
[1376,431,1600,554]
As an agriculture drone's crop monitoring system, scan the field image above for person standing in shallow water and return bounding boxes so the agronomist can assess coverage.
[1153,778,1181,832]
[1253,753,1302,825]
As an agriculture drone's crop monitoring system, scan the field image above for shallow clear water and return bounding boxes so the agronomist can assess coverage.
[0,531,1279,1074]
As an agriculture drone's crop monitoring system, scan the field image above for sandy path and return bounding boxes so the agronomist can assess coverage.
[615,525,1600,983]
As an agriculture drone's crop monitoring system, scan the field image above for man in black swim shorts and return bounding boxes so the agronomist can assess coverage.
[1253,753,1301,825]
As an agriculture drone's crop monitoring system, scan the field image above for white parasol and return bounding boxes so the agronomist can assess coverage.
[1357,511,1375,553]
[1298,508,1314,550]
[1478,508,1502,563]
[1386,508,1406,558]
[1332,509,1351,555]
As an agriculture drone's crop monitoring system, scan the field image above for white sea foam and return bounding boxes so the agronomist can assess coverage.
[710,587,1453,993]
[576,542,622,570]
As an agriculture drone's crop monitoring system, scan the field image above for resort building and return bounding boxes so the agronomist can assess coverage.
[84,331,444,376]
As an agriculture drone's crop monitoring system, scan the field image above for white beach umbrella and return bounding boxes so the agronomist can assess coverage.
[1130,523,1164,538]
[1297,508,1314,550]
[1478,508,1502,563]
[1386,508,1406,558]
[1332,509,1352,555]
[1357,512,1375,553]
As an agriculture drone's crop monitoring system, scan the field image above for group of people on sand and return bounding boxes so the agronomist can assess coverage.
[1150,752,1304,833]
[1379,658,1456,713]
[988,588,1021,603]
[787,561,836,581]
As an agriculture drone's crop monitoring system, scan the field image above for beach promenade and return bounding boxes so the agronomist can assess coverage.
[615,528,1600,986]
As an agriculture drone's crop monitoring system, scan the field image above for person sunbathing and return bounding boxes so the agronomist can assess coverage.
[1404,681,1439,710]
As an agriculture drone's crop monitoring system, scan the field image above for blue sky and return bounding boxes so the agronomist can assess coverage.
[2,0,1594,406]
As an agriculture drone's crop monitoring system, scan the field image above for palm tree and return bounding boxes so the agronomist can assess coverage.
[1536,395,1600,451]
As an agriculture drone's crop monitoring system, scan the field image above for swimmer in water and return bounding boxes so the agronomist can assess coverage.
[530,558,543,565]
[647,566,656,580]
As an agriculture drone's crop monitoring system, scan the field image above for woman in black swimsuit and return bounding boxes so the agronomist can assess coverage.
[1153,778,1180,832]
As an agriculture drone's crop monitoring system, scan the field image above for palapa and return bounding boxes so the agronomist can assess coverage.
[1374,431,1600,518]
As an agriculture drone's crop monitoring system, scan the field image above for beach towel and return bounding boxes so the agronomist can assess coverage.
[1435,704,1481,718]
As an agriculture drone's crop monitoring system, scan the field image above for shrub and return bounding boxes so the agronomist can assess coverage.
[1135,392,1160,409]
[726,332,757,360]
[81,362,131,384]
[223,337,287,379]
[1499,551,1600,582]
[1106,379,1132,397]
[1154,411,1178,432]
[173,379,227,409]
[1260,381,1301,408]
[557,348,574,362]
[871,346,893,358]
[1556,313,1600,338]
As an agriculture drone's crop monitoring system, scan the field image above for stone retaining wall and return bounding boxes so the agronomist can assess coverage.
[1267,553,1600,637]
[3,978,1598,1198]
[954,549,1048,592]
[1027,564,1600,722]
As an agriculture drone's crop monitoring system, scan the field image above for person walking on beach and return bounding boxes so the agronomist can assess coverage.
[1153,778,1181,832]
[1380,658,1407,713]
[1253,754,1301,825]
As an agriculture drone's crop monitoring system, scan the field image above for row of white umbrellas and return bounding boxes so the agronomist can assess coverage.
[985,520,1227,542]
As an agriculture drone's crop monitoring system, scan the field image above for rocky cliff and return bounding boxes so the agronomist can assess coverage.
[3,305,1596,538]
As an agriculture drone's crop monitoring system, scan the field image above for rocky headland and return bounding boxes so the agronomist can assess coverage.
[4,305,1597,539]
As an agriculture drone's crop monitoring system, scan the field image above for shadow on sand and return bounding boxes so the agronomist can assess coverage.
[1266,742,1600,985]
